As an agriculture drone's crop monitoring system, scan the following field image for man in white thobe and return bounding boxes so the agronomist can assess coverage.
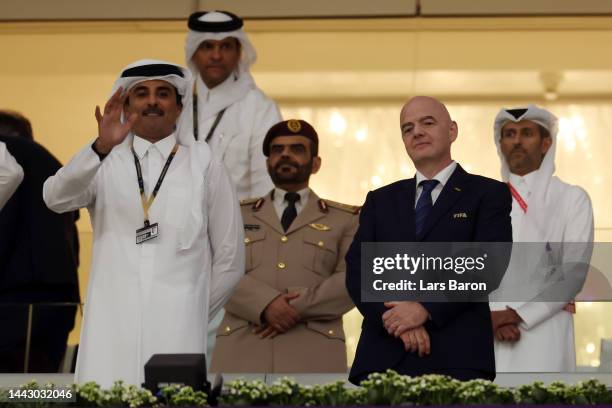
[43,60,244,386]
[0,141,23,210]
[490,105,594,372]
[185,10,281,199]
[185,10,282,359]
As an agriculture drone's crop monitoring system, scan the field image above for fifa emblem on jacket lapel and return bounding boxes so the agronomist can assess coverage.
[453,212,468,219]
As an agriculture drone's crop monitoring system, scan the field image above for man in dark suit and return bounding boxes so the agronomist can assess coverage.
[0,131,80,372]
[346,96,512,384]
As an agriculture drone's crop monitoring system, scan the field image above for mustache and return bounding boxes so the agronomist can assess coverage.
[274,159,299,170]
[142,107,164,116]
[510,147,527,154]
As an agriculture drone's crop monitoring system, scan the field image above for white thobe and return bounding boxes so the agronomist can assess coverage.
[0,141,24,210]
[43,134,244,387]
[491,171,593,372]
[196,75,281,200]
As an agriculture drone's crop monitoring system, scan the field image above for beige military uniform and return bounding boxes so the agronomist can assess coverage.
[210,189,358,373]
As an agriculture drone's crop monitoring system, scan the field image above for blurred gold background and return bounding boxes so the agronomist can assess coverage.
[1,16,611,370]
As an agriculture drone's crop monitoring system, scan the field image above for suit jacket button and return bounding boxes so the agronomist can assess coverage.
[277,262,286,269]
[328,330,334,335]
[318,240,324,247]
[244,237,251,244]
[225,326,231,333]
[281,236,288,243]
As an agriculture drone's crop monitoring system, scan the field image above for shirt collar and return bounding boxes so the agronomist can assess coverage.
[132,133,177,160]
[509,168,539,192]
[273,186,310,203]
[198,73,236,98]
[415,161,457,187]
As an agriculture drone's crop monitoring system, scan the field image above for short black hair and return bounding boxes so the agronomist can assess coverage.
[0,110,33,140]
[234,37,242,53]
[537,124,550,139]
[174,86,183,107]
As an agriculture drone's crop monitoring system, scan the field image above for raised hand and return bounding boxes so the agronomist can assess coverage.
[93,87,137,154]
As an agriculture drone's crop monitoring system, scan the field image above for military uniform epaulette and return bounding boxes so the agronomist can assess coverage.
[240,197,260,206]
[240,197,265,211]
[320,199,361,214]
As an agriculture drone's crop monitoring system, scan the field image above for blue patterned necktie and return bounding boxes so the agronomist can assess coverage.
[415,179,439,236]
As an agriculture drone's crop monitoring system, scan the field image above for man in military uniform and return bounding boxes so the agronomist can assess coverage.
[210,119,358,373]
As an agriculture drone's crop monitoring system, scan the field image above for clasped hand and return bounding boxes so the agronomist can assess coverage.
[255,292,301,339]
[383,301,430,357]
[492,302,575,343]
[491,307,522,343]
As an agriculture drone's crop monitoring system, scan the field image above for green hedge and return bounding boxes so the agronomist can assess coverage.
[1,369,611,407]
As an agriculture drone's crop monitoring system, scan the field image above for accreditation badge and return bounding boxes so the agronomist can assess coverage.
[136,222,159,244]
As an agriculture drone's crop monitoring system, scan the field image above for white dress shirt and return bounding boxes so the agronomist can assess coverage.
[272,187,310,219]
[414,161,457,207]
[0,141,24,210]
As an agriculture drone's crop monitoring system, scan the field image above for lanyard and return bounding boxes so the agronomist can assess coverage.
[131,143,179,225]
[205,108,226,142]
[507,182,528,213]
[192,88,227,142]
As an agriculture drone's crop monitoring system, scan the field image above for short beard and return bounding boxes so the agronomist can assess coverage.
[268,158,313,186]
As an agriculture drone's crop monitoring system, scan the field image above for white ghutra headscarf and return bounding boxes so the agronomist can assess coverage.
[184,11,257,122]
[112,59,195,146]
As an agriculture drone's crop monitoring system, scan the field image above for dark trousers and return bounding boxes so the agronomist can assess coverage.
[0,287,77,373]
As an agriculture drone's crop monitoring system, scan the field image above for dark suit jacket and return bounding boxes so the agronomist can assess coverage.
[0,136,79,296]
[0,135,80,371]
[346,164,512,384]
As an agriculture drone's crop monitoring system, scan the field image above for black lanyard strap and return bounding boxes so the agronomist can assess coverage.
[192,89,227,142]
[131,143,179,225]
[206,108,226,142]
[193,90,199,140]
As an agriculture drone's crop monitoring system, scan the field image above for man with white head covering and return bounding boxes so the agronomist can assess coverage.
[185,10,281,199]
[490,104,594,372]
[43,59,244,386]
[0,141,23,210]
[186,10,281,361]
